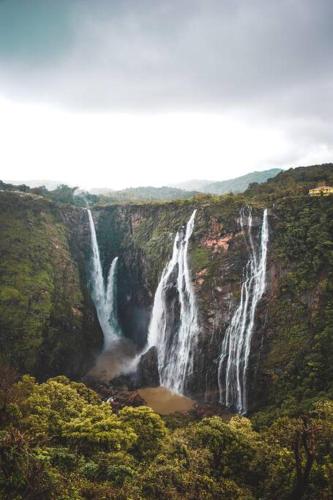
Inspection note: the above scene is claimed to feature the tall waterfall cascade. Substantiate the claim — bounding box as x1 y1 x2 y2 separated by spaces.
218 208 269 414
87 209 121 350
147 210 199 394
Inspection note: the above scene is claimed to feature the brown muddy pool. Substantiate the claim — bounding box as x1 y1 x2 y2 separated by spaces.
138 386 194 415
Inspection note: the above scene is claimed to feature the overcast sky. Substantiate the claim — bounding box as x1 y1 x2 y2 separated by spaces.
0 0 332 189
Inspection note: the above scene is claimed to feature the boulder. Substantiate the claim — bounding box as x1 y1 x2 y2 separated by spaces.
136 346 160 387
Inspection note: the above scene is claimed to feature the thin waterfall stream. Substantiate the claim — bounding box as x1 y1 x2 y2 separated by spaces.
146 210 199 394
87 209 121 350
218 208 269 414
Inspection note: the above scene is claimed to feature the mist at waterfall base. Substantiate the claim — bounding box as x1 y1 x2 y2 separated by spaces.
87 209 121 349
218 208 269 414
147 210 199 395
87 207 200 391
87 209 137 380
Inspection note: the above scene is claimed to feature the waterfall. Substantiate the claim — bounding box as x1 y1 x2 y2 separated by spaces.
147 210 199 394
218 208 269 414
87 209 121 349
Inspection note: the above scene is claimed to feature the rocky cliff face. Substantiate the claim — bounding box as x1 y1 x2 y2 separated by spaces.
87 194 333 415
88 199 266 407
1 179 332 415
250 195 333 416
0 191 102 379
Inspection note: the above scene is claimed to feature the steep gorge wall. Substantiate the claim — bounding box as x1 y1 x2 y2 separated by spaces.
1 188 332 415
90 199 265 406
0 191 102 378
251 196 333 416
91 195 333 414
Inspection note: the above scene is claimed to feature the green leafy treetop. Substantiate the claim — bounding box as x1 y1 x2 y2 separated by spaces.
0 369 333 499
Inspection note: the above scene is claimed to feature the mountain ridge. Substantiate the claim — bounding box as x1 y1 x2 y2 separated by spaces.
172 168 282 193
5 167 282 200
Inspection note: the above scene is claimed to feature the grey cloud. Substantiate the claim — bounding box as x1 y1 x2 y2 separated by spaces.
0 0 331 112
0 0 332 161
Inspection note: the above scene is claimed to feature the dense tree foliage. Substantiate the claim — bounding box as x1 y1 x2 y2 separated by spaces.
0 371 332 499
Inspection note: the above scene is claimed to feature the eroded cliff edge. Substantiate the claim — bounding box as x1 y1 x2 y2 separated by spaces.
1 164 333 415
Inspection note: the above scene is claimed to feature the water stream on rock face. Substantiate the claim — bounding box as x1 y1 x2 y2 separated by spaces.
147 210 199 394
218 208 269 414
87 209 121 350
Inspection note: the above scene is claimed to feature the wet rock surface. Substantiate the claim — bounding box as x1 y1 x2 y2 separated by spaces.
136 346 160 387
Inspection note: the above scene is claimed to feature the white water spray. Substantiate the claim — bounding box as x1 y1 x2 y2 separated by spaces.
218 208 269 414
147 210 199 394
87 209 121 349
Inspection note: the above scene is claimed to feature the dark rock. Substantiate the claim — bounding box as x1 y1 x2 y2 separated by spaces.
107 390 146 413
136 347 160 388
109 373 138 391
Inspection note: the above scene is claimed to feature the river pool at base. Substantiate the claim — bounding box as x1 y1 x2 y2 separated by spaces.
138 387 194 415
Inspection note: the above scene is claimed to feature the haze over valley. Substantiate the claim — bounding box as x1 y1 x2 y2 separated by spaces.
1 1 333 498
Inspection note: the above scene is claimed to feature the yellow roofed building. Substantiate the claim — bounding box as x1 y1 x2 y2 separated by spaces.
309 185 333 197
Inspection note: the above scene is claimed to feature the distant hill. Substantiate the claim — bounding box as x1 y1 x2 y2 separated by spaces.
172 168 282 195
98 169 281 201
89 187 115 195
6 168 282 200
203 168 282 194
101 186 198 202
171 179 212 191
4 181 195 201
5 179 68 191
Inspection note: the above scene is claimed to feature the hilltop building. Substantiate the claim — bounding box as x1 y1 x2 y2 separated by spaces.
309 185 333 197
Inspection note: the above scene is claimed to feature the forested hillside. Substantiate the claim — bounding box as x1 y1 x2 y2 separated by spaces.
0 163 333 498
200 168 282 194
0 191 102 378
0 373 332 498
